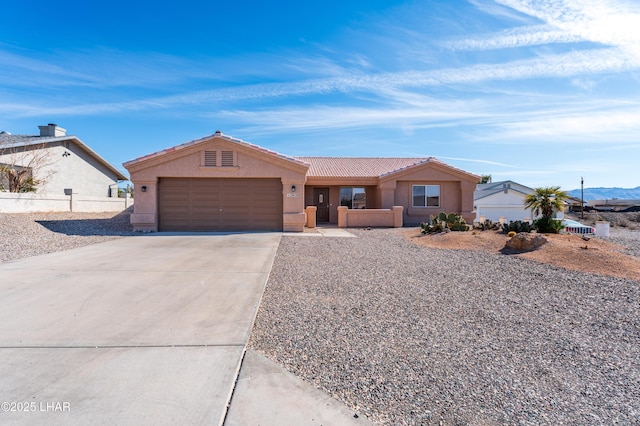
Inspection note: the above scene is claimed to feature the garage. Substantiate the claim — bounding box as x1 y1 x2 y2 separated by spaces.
476 206 531 222
158 178 283 232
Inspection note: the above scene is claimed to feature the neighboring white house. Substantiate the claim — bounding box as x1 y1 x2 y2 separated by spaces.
473 180 536 223
0 124 130 212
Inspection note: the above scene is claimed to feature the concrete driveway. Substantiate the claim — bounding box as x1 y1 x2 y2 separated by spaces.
0 233 280 425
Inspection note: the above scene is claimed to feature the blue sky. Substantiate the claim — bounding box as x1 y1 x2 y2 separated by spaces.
1 0 639 191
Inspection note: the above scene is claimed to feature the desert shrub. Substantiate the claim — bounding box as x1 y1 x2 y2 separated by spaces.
420 221 445 234
476 219 500 231
502 220 533 234
533 217 564 234
421 212 468 234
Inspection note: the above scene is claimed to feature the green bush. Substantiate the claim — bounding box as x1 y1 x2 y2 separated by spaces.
533 217 564 234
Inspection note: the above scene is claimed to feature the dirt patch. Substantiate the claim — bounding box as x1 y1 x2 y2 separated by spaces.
405 229 640 282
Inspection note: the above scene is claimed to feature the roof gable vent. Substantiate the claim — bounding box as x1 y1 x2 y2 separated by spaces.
204 150 217 167
221 150 235 167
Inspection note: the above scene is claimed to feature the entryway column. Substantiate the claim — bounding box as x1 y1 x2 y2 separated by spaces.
130 179 157 232
282 179 306 232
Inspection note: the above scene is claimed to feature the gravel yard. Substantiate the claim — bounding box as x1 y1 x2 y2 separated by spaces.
250 228 640 425
0 209 135 263
2 213 639 424
603 227 640 258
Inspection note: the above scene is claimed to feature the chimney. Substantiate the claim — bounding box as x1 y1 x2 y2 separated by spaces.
38 123 66 137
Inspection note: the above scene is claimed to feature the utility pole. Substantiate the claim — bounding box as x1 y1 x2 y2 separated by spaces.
581 177 584 219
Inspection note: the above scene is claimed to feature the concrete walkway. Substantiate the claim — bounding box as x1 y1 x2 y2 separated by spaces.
225 350 369 425
0 233 371 425
295 226 357 238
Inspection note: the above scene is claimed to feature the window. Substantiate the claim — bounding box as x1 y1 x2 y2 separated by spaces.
412 185 440 207
340 187 366 209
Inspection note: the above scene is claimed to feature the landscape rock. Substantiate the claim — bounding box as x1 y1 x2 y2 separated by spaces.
505 232 547 251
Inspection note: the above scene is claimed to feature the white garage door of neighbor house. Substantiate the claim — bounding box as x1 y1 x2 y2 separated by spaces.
479 207 530 222
158 178 283 232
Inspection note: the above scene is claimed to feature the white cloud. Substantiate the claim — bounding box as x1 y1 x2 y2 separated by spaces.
495 0 640 48
2 0 640 150
467 0 537 24
487 108 640 142
216 105 486 133
570 77 596 91
435 156 519 168
445 24 584 50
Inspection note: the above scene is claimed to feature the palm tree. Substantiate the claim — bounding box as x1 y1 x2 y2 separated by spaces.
524 186 568 219
524 186 568 233
479 174 492 184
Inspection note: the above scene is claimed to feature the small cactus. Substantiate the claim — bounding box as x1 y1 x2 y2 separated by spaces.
422 212 468 233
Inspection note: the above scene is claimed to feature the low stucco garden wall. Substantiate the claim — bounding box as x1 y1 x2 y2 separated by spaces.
0 192 133 213
337 206 403 228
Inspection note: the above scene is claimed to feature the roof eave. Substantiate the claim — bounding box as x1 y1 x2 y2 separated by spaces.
124 132 308 173
2 136 127 181
379 158 480 182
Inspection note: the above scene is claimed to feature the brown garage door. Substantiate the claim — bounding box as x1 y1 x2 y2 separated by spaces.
158 178 283 231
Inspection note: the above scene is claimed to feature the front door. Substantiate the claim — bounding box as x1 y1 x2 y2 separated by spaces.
314 188 330 222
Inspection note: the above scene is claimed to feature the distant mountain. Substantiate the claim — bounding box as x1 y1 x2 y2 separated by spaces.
567 186 640 201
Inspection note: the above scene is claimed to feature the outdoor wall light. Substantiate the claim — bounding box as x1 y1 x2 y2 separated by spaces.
291 185 296 192
141 186 147 192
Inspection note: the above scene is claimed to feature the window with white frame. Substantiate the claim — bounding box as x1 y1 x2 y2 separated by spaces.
340 187 366 209
412 184 440 207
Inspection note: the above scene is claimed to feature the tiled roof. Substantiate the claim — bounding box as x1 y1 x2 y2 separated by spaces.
295 157 434 178
0 133 127 180
123 131 308 168
122 131 479 180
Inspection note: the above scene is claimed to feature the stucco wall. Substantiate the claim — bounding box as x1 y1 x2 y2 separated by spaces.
303 166 477 226
383 164 477 225
0 192 132 213
337 206 403 228
395 180 464 225
0 142 122 197
126 138 308 231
